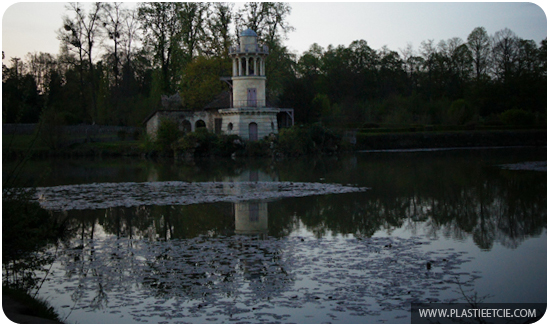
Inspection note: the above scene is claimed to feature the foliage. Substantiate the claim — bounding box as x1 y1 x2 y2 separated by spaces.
179 56 231 109
500 109 535 127
446 99 477 125
155 118 182 152
2 192 65 290
173 129 245 157
277 124 342 156
245 138 271 157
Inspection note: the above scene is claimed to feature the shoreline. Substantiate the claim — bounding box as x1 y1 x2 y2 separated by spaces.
3 129 546 159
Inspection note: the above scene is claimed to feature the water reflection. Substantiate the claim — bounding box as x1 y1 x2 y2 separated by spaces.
24 148 545 323
46 149 546 248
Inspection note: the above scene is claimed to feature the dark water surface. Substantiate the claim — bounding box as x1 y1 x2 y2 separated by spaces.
5 147 546 323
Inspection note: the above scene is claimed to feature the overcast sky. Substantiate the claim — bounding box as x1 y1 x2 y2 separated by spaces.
1 1 547 63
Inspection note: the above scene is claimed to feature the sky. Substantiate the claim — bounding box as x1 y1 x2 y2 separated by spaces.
1 1 548 63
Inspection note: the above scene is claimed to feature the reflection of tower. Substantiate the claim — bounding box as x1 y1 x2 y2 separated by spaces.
235 201 268 235
224 168 277 236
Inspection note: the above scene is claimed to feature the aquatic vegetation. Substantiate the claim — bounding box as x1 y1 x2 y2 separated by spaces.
30 181 369 211
498 161 546 172
43 234 478 323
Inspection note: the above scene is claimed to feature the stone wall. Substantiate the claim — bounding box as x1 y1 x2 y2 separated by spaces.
3 123 141 136
145 110 214 139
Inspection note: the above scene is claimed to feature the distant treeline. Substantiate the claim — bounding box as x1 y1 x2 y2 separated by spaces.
2 2 546 129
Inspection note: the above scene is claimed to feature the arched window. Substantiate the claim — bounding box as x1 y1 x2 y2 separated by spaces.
228 123 233 131
195 120 206 129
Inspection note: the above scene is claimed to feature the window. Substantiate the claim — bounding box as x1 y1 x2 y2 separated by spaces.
195 120 206 129
215 118 222 134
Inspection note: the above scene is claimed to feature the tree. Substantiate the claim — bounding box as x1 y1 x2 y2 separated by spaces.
491 28 519 83
58 2 104 123
25 52 58 94
101 2 125 89
138 2 183 94
204 2 233 57
235 2 294 47
179 56 231 109
120 6 140 65
177 2 209 65
467 27 491 81
2 58 43 123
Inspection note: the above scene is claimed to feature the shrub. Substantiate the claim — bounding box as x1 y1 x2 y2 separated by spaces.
217 134 245 157
277 124 342 156
156 118 182 152
446 99 476 125
500 109 535 127
172 129 245 157
245 138 270 157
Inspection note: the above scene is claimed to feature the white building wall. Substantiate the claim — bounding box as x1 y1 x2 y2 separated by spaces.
232 76 266 107
219 109 279 140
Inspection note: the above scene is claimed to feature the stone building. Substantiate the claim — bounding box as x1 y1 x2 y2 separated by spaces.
144 29 293 140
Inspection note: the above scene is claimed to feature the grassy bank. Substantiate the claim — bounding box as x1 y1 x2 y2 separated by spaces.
3 126 546 159
3 286 63 323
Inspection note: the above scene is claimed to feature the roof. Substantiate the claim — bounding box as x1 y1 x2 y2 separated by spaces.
204 91 231 109
240 28 257 37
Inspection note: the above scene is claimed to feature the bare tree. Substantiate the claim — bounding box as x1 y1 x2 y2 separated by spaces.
235 2 294 46
58 2 104 123
467 27 491 81
101 2 125 88
492 28 519 83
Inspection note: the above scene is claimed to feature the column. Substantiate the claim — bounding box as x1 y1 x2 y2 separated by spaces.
238 57 243 76
245 56 249 76
260 58 265 76
233 58 237 76
253 57 258 75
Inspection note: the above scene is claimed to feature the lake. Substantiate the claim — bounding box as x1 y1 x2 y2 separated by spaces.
5 147 547 323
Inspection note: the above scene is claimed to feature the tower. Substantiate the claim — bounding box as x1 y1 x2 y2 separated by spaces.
219 29 279 141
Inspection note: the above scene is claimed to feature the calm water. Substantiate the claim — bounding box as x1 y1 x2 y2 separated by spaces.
5 147 547 323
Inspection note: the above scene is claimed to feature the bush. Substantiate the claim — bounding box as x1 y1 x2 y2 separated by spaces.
245 138 270 157
446 99 476 125
156 118 182 152
277 124 342 156
217 134 245 157
172 129 245 157
500 109 535 127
